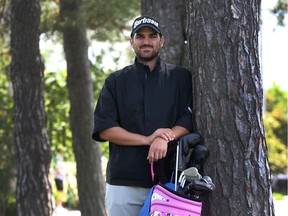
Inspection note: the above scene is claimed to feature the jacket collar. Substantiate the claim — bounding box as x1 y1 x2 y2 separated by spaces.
134 56 162 73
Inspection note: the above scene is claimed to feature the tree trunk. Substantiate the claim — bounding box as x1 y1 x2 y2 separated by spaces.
10 0 53 215
186 0 274 215
59 0 107 215
141 0 189 67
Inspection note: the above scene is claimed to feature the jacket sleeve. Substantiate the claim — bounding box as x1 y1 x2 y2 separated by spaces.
92 75 119 142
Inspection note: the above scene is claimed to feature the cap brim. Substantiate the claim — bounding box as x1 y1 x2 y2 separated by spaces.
131 24 161 36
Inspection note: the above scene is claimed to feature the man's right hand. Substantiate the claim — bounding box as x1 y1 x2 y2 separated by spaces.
148 128 175 144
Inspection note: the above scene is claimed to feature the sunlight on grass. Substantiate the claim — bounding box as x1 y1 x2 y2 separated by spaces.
273 192 285 200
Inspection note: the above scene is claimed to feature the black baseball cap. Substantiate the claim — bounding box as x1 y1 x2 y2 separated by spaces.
131 15 162 37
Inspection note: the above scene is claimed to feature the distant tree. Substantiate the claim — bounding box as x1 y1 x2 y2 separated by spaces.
57 0 140 214
10 0 53 214
264 84 288 174
59 0 106 215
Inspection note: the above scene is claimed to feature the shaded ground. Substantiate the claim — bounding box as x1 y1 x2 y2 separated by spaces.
58 196 287 215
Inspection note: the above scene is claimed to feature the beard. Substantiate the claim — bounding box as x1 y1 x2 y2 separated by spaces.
134 45 160 62
137 54 158 62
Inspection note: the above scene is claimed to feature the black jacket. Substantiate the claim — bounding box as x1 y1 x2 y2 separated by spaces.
92 57 193 188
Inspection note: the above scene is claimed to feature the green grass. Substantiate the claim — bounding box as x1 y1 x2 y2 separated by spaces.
273 192 285 200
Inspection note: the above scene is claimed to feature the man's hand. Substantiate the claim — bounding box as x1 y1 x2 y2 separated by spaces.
147 137 169 164
148 128 175 144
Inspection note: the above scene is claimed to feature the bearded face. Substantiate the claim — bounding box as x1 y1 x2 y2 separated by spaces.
130 27 164 63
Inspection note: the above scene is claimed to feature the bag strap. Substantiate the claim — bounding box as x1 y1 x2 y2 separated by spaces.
150 163 155 182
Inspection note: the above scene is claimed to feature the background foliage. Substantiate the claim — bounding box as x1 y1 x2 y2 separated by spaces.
264 83 288 174
0 0 287 214
271 0 288 26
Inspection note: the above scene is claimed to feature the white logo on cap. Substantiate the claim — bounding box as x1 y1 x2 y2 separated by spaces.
133 17 159 30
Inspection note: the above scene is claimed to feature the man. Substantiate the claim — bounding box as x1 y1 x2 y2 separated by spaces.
92 15 193 216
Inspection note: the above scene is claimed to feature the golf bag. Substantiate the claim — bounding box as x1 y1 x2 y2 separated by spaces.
149 184 202 216
139 133 215 216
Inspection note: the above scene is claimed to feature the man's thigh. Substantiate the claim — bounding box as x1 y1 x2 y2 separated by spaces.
106 184 150 216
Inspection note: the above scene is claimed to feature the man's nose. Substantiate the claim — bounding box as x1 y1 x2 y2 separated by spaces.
143 37 151 45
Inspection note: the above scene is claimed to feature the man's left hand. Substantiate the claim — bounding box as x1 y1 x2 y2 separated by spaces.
147 137 168 163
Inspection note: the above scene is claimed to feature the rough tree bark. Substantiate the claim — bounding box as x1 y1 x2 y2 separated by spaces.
186 0 274 215
10 0 53 215
59 0 107 215
141 0 189 67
